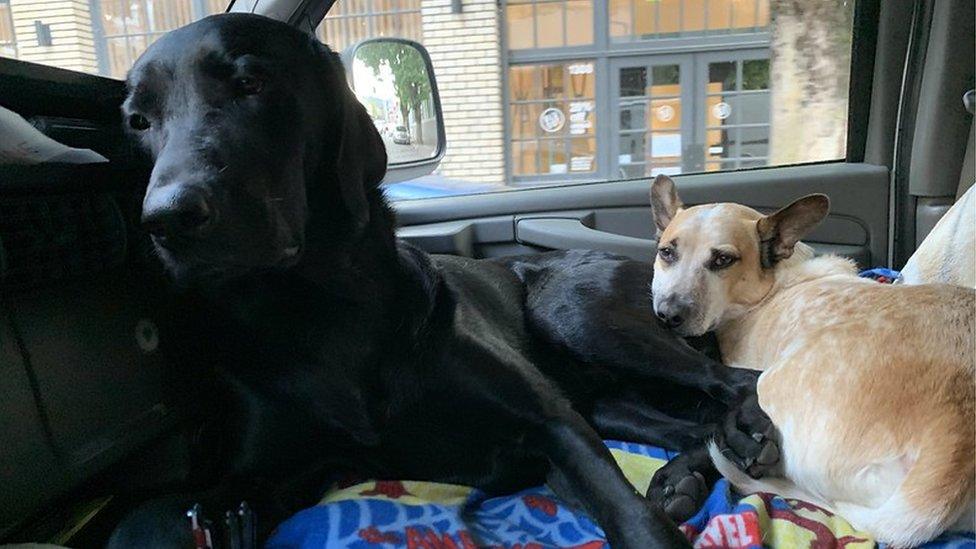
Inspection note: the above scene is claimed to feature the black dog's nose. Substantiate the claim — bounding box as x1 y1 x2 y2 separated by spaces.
142 186 213 240
656 309 684 328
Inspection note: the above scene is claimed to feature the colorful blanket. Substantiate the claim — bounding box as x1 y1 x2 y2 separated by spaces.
266 441 975 548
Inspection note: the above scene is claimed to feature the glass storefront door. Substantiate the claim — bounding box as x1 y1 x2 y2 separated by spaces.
610 50 769 179
698 52 771 172
611 55 695 179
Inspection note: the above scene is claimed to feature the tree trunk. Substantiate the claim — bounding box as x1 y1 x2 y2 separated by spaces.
412 103 424 144
400 104 410 132
769 0 854 165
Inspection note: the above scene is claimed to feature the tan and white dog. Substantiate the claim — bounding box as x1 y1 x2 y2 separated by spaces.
901 184 976 289
649 175 975 546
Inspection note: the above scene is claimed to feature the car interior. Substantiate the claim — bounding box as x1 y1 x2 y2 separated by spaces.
0 0 973 546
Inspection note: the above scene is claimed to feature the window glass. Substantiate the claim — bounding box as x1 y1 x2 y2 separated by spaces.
0 0 225 78
509 60 596 176
704 58 770 171
506 0 594 50
316 0 852 199
318 0 422 52
0 1 16 57
0 1 855 201
610 0 769 41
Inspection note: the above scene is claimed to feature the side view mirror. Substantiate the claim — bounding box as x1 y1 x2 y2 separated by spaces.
344 38 445 184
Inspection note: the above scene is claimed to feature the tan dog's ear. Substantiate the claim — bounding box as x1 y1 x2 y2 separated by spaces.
756 194 830 267
650 175 683 236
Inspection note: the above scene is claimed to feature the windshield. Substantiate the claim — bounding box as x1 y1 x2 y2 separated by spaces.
0 0 854 200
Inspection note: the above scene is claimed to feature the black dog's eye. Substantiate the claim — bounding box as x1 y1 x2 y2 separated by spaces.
709 253 738 270
128 113 150 131
658 246 677 264
236 76 264 96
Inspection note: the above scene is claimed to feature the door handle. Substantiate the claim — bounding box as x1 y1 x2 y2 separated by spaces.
516 218 656 261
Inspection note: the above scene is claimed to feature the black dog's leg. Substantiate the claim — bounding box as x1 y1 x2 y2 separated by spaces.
448 345 690 549
648 390 781 522
646 446 718 522
712 393 781 479
535 408 690 548
559 315 759 406
517 256 759 406
587 395 715 451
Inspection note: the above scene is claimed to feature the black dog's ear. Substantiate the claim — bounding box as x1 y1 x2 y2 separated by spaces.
336 81 388 233
315 44 388 233
756 194 830 268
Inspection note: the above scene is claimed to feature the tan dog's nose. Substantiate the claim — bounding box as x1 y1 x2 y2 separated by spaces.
655 296 691 328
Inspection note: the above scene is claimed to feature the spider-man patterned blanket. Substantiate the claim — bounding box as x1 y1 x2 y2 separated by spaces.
266 441 975 548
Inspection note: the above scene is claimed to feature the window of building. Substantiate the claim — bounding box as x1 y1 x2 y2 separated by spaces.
96 0 226 78
510 61 597 176
609 0 769 41
506 0 594 50
617 63 684 178
0 0 224 78
0 0 15 58
318 0 422 53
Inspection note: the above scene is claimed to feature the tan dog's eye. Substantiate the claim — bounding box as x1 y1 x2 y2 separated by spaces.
128 113 150 131
658 246 677 264
709 253 738 270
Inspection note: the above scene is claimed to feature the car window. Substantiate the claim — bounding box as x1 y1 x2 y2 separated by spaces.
0 1 856 200
0 0 226 78
318 0 856 199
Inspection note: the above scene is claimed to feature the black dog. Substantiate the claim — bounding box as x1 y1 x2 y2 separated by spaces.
114 13 764 548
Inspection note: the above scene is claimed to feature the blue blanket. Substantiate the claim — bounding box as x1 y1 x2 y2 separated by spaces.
266 441 975 548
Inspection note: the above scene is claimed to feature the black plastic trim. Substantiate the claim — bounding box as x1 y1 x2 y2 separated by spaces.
846 0 881 163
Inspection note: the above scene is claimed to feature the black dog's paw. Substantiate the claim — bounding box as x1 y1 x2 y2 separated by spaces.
714 394 780 479
647 456 709 523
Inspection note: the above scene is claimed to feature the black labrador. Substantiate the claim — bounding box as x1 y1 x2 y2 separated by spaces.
113 13 768 548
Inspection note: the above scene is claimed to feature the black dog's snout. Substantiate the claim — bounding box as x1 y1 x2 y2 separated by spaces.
142 186 214 241
656 296 692 328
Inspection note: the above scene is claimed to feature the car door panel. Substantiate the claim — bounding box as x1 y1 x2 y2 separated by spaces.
0 60 186 537
0 314 67 539
396 162 888 267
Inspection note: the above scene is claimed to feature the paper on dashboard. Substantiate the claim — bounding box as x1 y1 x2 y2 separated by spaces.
0 104 109 165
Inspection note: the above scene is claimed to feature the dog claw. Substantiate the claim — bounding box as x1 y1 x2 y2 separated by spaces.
751 432 764 443
756 441 779 466
648 452 713 523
